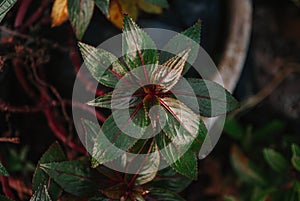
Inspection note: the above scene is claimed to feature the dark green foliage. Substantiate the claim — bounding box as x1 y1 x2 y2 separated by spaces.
81 16 238 180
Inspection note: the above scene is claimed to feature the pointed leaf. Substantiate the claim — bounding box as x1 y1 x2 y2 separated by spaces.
143 0 168 8
160 97 206 149
0 162 9 176
40 159 106 197
123 15 158 72
91 106 149 167
32 142 66 201
173 78 239 117
68 0 94 39
146 167 192 192
263 148 288 173
157 134 197 180
160 21 201 74
151 49 190 92
51 0 69 27
144 188 185 201
292 144 300 172
30 185 52 201
88 92 113 108
157 97 206 179
134 142 160 185
88 90 141 109
94 0 110 17
0 195 14 201
0 0 17 23
79 42 126 88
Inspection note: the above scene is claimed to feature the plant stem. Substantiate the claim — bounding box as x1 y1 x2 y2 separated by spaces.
14 0 33 28
0 137 20 144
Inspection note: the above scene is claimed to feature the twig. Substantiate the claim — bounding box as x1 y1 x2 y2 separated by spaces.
0 98 106 123
0 26 68 52
231 64 300 116
13 58 39 99
0 99 47 113
0 137 20 144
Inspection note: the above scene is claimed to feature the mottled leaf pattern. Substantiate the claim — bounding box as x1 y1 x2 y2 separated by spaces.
0 0 17 23
68 0 94 39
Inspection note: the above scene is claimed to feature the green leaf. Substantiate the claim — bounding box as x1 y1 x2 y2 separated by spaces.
79 42 127 88
133 141 160 185
151 49 190 92
30 185 52 201
79 42 127 87
157 97 206 179
0 195 14 201
123 15 159 72
88 92 113 108
143 0 168 8
68 0 94 39
292 144 300 172
90 106 149 167
144 188 185 201
0 0 17 23
94 0 110 17
0 162 9 176
173 78 239 117
263 148 288 173
146 167 192 192
40 159 105 197
230 145 266 186
160 21 201 74
32 142 66 201
88 90 141 109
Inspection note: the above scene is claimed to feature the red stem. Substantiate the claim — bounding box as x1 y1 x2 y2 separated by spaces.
14 0 33 28
12 59 38 99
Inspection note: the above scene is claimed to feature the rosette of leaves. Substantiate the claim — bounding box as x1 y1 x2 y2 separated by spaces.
80 15 239 181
